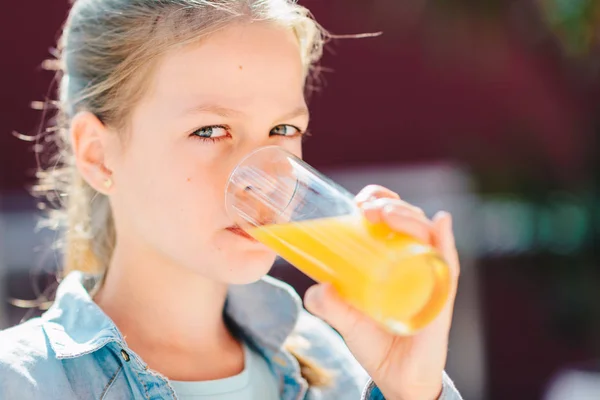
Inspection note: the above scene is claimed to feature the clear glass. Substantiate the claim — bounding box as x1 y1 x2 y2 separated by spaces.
225 146 451 335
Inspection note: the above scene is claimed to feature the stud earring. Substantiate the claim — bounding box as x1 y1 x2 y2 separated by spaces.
103 177 113 189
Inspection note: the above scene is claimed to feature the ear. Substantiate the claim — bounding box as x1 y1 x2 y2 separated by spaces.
70 112 115 194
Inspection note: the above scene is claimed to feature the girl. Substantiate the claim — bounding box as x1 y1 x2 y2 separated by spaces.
0 1 462 399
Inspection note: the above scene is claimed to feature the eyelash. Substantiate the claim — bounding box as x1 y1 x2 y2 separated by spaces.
188 125 231 143
189 124 306 143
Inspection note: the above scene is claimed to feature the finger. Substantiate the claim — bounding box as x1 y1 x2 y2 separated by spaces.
419 212 460 334
382 206 433 244
361 203 383 224
432 212 460 318
304 283 395 376
360 199 432 242
360 197 427 223
360 198 401 224
432 211 459 279
355 185 399 206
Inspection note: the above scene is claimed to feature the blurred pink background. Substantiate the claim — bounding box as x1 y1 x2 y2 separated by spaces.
2 1 600 399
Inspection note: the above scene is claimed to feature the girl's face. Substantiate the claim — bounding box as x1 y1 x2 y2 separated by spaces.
105 22 308 283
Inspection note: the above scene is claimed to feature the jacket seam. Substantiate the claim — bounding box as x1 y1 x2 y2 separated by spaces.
100 365 123 400
130 366 151 400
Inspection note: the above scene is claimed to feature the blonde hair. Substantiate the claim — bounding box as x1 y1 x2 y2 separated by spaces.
35 0 330 387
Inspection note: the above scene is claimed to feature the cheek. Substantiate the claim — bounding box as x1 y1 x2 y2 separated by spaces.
277 138 303 159
115 140 226 237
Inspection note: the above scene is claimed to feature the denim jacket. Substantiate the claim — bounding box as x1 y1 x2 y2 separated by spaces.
0 271 462 400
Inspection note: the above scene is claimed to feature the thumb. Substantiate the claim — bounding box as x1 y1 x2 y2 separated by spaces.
304 283 393 375
304 283 364 341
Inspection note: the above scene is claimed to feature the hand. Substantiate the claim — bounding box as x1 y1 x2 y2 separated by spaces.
304 185 460 400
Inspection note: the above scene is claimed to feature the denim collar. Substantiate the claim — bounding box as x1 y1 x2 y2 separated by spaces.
41 271 302 359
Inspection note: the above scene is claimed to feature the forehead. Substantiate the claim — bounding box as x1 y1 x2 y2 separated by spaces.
148 22 306 111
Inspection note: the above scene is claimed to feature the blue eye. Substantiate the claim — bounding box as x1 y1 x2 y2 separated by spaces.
270 124 302 137
191 125 229 139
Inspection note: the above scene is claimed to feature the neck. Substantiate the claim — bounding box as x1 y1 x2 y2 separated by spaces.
94 239 243 380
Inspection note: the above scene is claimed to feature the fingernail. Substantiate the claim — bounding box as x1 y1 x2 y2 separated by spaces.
383 204 410 217
444 213 453 232
355 193 376 205
304 284 324 309
360 202 378 212
361 198 387 209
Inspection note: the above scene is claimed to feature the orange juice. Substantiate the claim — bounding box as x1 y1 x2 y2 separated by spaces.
249 214 451 334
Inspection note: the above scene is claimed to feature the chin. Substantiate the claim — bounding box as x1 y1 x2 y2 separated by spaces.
221 248 278 285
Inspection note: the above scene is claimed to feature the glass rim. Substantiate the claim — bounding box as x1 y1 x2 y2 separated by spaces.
224 145 302 224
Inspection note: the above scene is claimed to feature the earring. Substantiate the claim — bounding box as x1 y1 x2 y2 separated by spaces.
104 177 113 189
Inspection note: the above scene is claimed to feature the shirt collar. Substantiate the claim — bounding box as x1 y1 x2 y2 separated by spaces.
42 271 302 359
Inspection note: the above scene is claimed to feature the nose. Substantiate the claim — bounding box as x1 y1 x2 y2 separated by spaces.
225 146 299 229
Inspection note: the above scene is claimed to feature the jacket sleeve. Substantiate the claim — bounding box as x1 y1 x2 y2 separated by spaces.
361 371 463 400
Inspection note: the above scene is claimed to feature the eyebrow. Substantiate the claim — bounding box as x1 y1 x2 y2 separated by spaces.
182 103 309 121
